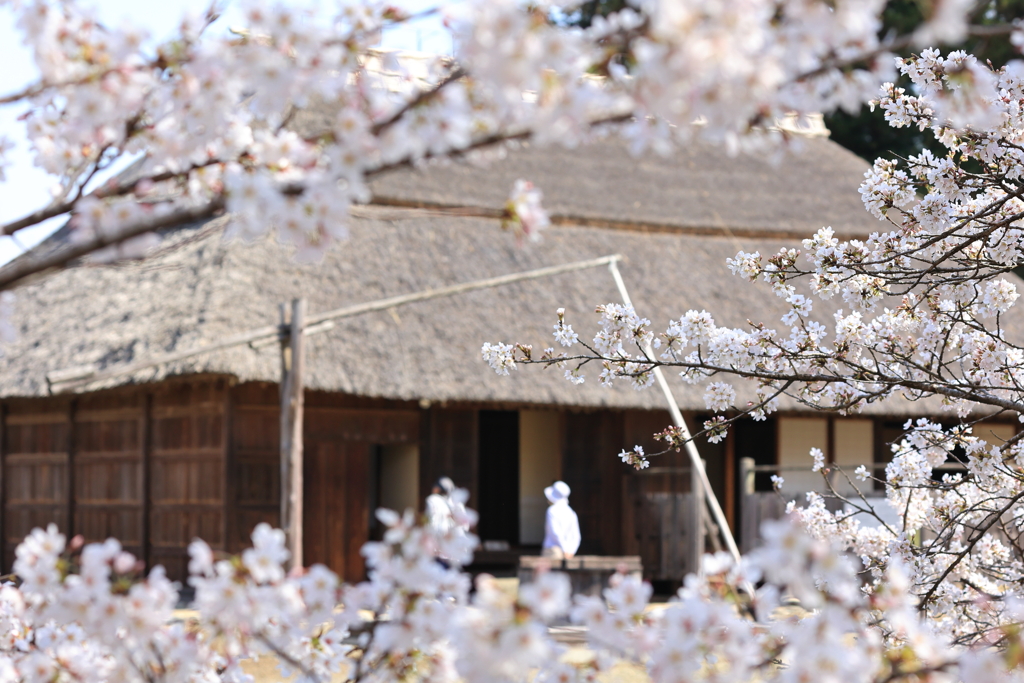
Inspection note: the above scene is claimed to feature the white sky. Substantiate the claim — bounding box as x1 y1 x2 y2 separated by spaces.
0 0 453 265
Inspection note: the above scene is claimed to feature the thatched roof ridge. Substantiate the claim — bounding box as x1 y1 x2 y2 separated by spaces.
369 136 881 239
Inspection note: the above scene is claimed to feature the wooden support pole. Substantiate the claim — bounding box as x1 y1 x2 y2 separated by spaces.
288 298 305 570
279 304 291 540
0 404 6 573
723 427 736 533
66 399 75 541
279 299 306 570
607 261 744 570
141 393 153 571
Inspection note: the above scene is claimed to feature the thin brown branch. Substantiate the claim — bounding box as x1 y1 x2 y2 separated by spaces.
919 488 1024 608
0 198 225 291
794 23 1015 83
0 159 224 237
371 66 467 136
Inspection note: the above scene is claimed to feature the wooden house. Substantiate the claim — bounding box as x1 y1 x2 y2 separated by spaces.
0 133 1012 587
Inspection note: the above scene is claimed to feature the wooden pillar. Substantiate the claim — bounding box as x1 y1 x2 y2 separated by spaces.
826 415 836 463
280 298 306 569
739 457 756 553
723 427 736 534
279 304 289 534
692 457 705 576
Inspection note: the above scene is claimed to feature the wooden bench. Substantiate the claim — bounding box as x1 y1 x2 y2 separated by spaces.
518 555 643 597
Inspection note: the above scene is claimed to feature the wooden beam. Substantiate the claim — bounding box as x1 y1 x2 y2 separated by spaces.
280 299 306 569
826 414 836 464
289 299 306 570
0 404 6 573
223 381 234 555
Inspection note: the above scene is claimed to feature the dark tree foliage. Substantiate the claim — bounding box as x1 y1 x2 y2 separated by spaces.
561 0 628 28
825 0 1024 163
562 0 1024 162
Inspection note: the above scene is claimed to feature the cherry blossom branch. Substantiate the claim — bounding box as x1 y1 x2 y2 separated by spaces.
0 159 226 237
371 65 468 135
919 488 1024 608
0 198 225 289
792 23 1015 84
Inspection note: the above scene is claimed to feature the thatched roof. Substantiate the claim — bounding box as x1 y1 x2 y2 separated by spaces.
0 135 981 415
370 136 879 239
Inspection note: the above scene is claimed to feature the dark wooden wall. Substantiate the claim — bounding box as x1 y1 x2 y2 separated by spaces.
226 384 419 582
73 392 146 564
419 408 479 508
149 381 228 579
0 382 710 584
4 398 71 568
230 383 281 553
1 379 230 579
562 410 626 556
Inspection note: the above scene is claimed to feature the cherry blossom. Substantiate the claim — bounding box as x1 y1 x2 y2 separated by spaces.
5 0 1024 677
489 43 1024 646
0 0 998 285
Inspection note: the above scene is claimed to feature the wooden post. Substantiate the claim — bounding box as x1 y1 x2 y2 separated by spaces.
740 457 756 494
279 304 290 540
280 299 306 570
723 427 736 533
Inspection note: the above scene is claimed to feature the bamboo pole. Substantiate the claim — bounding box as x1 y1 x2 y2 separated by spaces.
47 254 624 393
606 260 742 568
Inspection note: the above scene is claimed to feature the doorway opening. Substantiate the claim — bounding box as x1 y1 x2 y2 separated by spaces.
477 410 520 547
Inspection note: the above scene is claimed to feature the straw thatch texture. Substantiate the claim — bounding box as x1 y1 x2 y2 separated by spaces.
0 135 1006 416
369 136 880 238
0 205 980 415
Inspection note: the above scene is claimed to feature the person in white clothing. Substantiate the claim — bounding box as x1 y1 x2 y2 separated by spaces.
426 477 456 535
542 481 580 559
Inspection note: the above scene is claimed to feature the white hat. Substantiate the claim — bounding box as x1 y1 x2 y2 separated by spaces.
544 481 571 503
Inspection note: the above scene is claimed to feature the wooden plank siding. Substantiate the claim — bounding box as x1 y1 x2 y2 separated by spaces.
3 399 72 568
73 393 146 562
229 383 281 553
148 380 229 581
226 383 419 582
0 384 703 584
